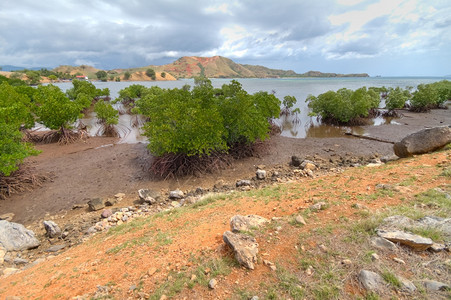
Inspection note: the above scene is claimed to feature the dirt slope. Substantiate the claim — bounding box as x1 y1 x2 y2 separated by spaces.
0 149 449 299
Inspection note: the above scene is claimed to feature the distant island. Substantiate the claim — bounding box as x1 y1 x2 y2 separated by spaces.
1 56 369 82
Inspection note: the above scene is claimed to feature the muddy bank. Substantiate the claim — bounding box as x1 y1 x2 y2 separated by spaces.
0 108 449 224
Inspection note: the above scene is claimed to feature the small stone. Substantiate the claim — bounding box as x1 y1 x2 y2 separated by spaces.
138 189 161 204
230 215 269 233
309 202 327 211
171 201 180 208
0 213 14 221
397 276 416 293
393 257 405 264
43 220 62 238
88 198 105 211
263 260 277 271
3 267 19 276
370 237 398 252
13 257 28 265
371 253 380 261
250 296 259 300
305 265 314 276
358 270 384 292
421 279 450 291
430 243 446 252
190 274 197 281
318 244 328 252
148 267 157 276
295 215 306 225
101 209 113 218
169 190 184 199
291 156 302 167
208 278 217 289
159 295 167 300
256 169 266 180
45 244 66 252
114 193 125 199
341 259 352 265
301 160 316 171
236 180 251 187
105 198 117 206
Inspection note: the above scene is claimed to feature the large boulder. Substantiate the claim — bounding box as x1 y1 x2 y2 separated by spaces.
393 126 451 158
0 220 40 251
223 231 258 269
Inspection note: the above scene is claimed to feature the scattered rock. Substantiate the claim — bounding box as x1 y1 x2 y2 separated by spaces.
380 154 398 163
295 215 306 225
420 279 450 291
0 213 14 222
301 160 316 171
256 169 266 180
45 244 66 252
230 215 269 233
208 278 217 289
88 198 105 211
43 220 62 238
430 243 446 252
138 189 160 204
358 270 385 292
370 237 398 252
393 257 405 264
394 126 451 158
291 156 302 167
0 245 6 264
371 253 380 261
147 267 157 276
13 257 28 265
0 220 40 251
101 209 113 218
169 189 184 199
397 276 416 293
223 231 258 270
236 180 251 187
341 259 352 266
3 267 19 276
263 260 277 271
115 193 125 199
309 202 327 211
105 198 117 206
377 230 433 251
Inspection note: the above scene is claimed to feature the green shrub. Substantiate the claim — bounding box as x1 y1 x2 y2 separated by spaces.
385 87 410 111
94 100 119 125
410 80 451 111
66 79 109 111
127 77 281 176
34 85 81 131
0 82 35 129
0 123 38 176
306 87 379 124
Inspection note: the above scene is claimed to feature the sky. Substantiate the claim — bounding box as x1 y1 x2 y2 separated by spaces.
1 0 450 76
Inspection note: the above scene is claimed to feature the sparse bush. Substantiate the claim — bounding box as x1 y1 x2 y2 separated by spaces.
134 77 281 177
306 87 380 124
94 100 119 137
410 80 451 111
66 80 110 111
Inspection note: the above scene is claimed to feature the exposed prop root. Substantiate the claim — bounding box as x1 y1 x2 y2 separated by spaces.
382 110 403 118
150 152 231 179
0 167 50 200
96 124 119 137
30 128 87 145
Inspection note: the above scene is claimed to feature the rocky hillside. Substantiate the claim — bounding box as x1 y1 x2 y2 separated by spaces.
50 56 369 80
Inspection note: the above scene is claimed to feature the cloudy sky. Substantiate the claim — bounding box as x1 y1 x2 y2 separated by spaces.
1 0 450 76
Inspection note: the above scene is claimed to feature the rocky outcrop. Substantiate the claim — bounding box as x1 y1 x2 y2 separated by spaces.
223 231 258 269
230 215 269 233
393 126 451 158
377 230 433 251
0 220 40 251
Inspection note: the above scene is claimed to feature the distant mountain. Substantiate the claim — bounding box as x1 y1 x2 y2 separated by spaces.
150 56 369 78
0 65 47 72
50 56 369 80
